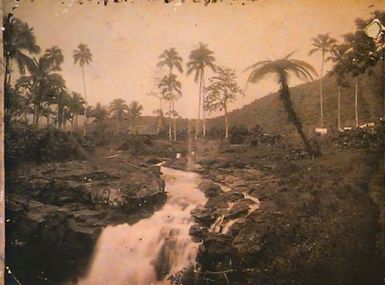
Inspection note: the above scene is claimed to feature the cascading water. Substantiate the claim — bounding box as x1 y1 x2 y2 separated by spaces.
76 166 206 285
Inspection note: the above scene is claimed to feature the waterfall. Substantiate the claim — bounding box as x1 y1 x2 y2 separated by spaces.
76 167 206 285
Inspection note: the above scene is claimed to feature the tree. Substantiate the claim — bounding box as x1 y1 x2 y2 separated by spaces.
109 98 129 134
15 48 66 126
245 52 320 157
147 91 165 134
158 73 182 141
70 92 86 129
205 66 244 139
3 15 40 86
128 101 143 134
157 48 183 141
186 42 216 139
73 43 92 134
327 44 350 131
90 103 108 123
309 33 337 128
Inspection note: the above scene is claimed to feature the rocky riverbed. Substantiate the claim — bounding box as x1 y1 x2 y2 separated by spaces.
6 152 166 285
165 140 384 285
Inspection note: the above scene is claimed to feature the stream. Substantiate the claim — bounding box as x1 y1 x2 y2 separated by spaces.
76 166 207 285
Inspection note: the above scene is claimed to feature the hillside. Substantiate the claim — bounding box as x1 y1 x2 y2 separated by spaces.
207 65 382 140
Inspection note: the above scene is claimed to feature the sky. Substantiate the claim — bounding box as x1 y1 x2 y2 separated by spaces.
4 0 384 118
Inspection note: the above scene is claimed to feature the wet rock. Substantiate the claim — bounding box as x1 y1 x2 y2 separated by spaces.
191 207 217 226
189 224 209 242
198 180 222 198
225 204 249 219
224 191 244 202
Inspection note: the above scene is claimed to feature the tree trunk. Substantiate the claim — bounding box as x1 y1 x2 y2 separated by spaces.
337 86 341 131
355 79 359 128
168 101 172 142
172 101 177 141
202 69 206 139
320 51 325 128
279 76 320 157
195 71 202 140
224 105 229 139
82 66 88 136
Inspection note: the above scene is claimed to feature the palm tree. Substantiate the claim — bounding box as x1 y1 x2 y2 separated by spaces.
327 44 350 131
44 46 64 71
70 92 86 129
157 48 183 141
158 74 182 141
109 98 129 134
128 101 143 134
3 15 40 86
16 51 66 126
73 43 92 134
245 52 320 157
147 91 165 134
309 33 337 128
205 66 244 139
186 42 216 139
91 103 109 124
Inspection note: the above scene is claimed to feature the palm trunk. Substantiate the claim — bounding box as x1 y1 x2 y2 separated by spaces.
224 104 229 139
279 75 320 157
195 72 202 140
337 86 341 131
202 69 206 139
320 52 325 128
355 79 359 128
82 66 88 136
172 101 177 141
168 101 172 142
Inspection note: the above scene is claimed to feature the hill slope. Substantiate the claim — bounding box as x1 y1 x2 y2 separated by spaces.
207 65 382 140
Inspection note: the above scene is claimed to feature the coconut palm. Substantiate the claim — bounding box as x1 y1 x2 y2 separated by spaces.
16 52 66 126
205 66 244 139
186 42 216 139
128 101 143 134
3 15 40 86
109 98 129 134
327 44 350 131
91 103 109 123
158 74 182 141
73 43 92 134
157 48 183 141
245 52 320 157
309 33 337 128
44 46 64 71
70 92 86 129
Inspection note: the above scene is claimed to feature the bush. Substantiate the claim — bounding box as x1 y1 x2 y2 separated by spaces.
5 122 88 169
228 125 250 144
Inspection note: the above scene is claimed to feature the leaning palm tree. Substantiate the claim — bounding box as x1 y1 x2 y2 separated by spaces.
327 44 350 131
245 52 320 157
186 42 216 139
109 98 129 134
309 33 337 128
3 15 40 86
73 43 92 134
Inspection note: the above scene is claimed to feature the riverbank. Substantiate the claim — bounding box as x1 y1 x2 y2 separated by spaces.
5 148 166 285
165 139 385 285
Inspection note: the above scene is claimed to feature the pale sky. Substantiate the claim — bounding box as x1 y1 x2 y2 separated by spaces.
4 0 383 117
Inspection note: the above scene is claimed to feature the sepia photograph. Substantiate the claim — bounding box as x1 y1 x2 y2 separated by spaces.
2 0 385 284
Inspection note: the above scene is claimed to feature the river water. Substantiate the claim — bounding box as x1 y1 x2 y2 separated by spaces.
77 166 207 285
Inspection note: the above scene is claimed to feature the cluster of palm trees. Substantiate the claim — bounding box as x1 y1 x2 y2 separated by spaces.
151 43 217 141
309 12 383 131
3 15 94 132
107 98 143 134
